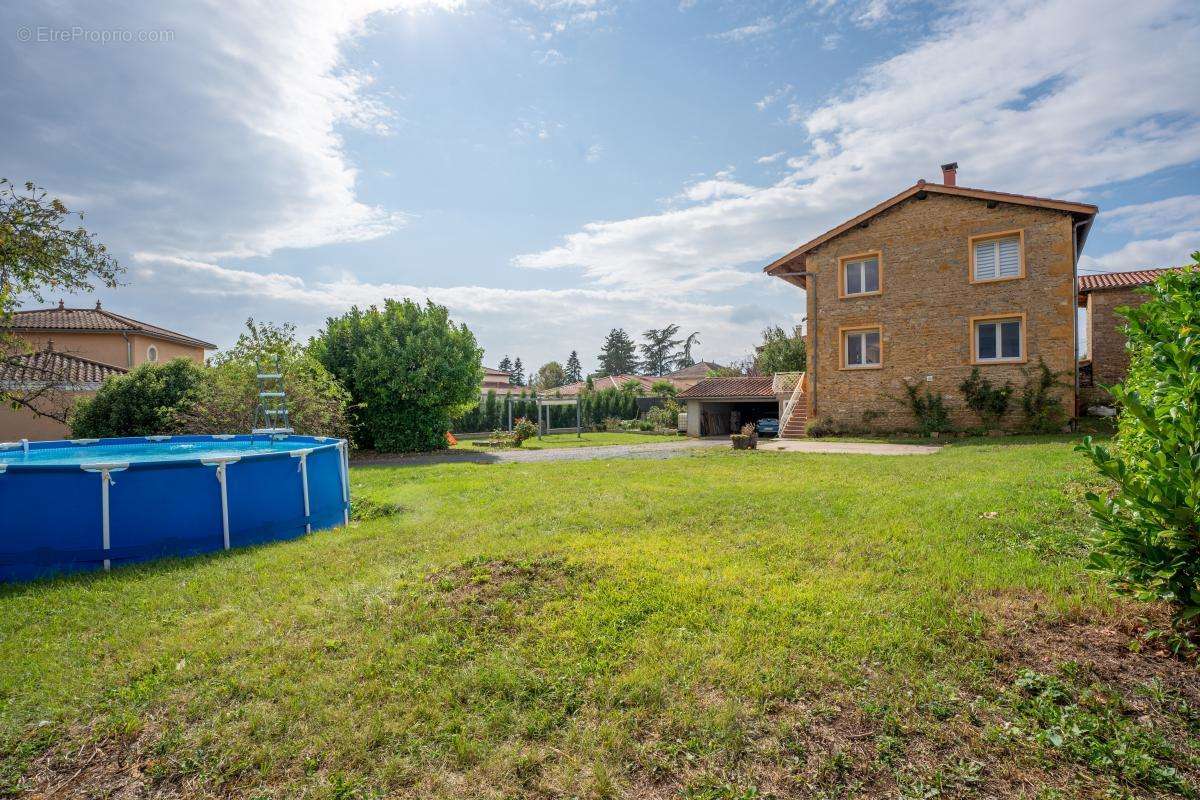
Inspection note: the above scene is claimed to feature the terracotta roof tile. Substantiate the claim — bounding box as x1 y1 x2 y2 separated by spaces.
0 349 127 387
6 306 216 349
677 376 775 399
1078 267 1181 292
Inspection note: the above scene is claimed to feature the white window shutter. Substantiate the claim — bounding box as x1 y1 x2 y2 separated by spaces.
974 240 997 280
997 237 1020 277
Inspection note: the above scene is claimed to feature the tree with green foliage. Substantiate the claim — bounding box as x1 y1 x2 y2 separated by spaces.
639 324 682 375
651 379 678 398
536 361 566 390
310 299 483 452
596 328 637 376
1 179 123 422
564 351 582 383
497 355 513 375
1078 259 1200 640
677 331 700 370
511 357 525 386
70 359 205 438
752 324 806 375
177 319 349 438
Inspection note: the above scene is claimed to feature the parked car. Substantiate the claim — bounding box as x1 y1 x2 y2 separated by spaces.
756 417 779 437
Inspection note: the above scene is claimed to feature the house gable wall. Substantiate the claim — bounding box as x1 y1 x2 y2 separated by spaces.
1083 286 1147 406
804 193 1077 432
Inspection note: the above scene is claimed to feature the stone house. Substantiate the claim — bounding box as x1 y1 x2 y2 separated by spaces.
0 301 215 441
1077 267 1180 406
761 163 1098 435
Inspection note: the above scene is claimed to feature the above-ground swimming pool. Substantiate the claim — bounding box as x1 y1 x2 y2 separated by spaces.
0 434 350 582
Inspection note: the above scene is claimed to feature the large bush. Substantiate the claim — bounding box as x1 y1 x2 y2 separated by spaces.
310 299 483 452
1079 259 1200 634
70 358 205 437
177 319 349 438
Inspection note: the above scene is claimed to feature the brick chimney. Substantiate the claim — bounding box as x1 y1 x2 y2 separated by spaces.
940 162 958 186
57 299 65 310
95 299 102 310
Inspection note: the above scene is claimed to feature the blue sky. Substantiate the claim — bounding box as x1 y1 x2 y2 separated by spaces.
3 0 1198 373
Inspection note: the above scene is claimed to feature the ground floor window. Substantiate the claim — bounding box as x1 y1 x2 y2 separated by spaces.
842 326 882 369
972 315 1024 363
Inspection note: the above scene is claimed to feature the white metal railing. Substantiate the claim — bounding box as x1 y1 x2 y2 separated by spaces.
771 371 802 394
780 372 806 426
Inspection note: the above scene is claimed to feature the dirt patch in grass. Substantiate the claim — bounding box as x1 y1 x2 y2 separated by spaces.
427 555 587 608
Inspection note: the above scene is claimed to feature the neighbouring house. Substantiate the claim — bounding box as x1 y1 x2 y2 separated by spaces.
662 361 725 391
756 162 1098 436
1077 267 1182 406
550 374 657 397
0 300 215 441
481 366 515 394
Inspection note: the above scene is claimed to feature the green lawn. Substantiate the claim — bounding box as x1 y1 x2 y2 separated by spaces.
2 439 1197 798
452 431 680 450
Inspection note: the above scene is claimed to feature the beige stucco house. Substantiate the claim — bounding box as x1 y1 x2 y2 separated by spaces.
0 301 215 440
744 163 1099 436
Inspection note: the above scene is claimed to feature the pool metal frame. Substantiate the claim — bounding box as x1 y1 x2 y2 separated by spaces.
0 434 350 582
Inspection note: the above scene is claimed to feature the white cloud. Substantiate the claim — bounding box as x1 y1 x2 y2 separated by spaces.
1099 194 1200 236
5 0 464 262
585 143 604 163
756 151 786 164
537 48 567 64
515 0 1200 292
821 33 842 50
711 17 778 43
754 84 793 111
134 254 775 369
1080 231 1199 272
678 176 757 203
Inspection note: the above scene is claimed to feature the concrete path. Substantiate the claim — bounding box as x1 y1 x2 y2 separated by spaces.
353 436 939 467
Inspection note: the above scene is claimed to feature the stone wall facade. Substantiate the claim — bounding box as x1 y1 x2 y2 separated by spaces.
802 193 1078 432
1081 286 1145 406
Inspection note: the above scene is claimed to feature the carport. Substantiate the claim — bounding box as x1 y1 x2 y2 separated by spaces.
677 376 784 437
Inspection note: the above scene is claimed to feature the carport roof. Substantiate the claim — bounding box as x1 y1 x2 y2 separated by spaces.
677 376 775 400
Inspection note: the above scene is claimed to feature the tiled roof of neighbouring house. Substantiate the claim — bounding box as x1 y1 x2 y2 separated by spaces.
551 374 660 396
0 349 128 387
1078 267 1181 292
6 304 217 349
677 376 775 399
665 361 725 380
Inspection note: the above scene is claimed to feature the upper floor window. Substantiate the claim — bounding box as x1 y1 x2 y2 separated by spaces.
971 315 1024 363
970 231 1024 283
842 325 882 369
839 252 882 298
147 345 158 363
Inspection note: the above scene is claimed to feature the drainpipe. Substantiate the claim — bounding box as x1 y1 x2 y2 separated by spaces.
1071 217 1093 426
122 332 131 367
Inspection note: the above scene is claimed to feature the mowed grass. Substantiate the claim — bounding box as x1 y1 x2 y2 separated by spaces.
2 439 1197 798
451 431 680 450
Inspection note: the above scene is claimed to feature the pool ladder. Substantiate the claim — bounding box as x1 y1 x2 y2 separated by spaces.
252 356 294 435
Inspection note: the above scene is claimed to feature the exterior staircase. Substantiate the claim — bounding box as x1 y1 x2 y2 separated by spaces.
772 371 809 439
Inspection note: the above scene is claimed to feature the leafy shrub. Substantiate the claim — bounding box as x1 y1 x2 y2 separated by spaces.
510 417 538 446
603 416 623 432
1020 358 1069 433
959 367 1012 428
898 380 950 435
177 320 349 438
805 416 837 438
310 299 483 452
1078 260 1200 635
70 358 205 438
645 401 679 430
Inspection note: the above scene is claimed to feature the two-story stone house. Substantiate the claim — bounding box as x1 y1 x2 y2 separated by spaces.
0 300 215 440
762 163 1097 434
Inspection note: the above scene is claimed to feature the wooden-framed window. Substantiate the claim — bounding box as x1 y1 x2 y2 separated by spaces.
969 230 1025 283
839 252 882 298
840 325 882 369
970 313 1026 364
